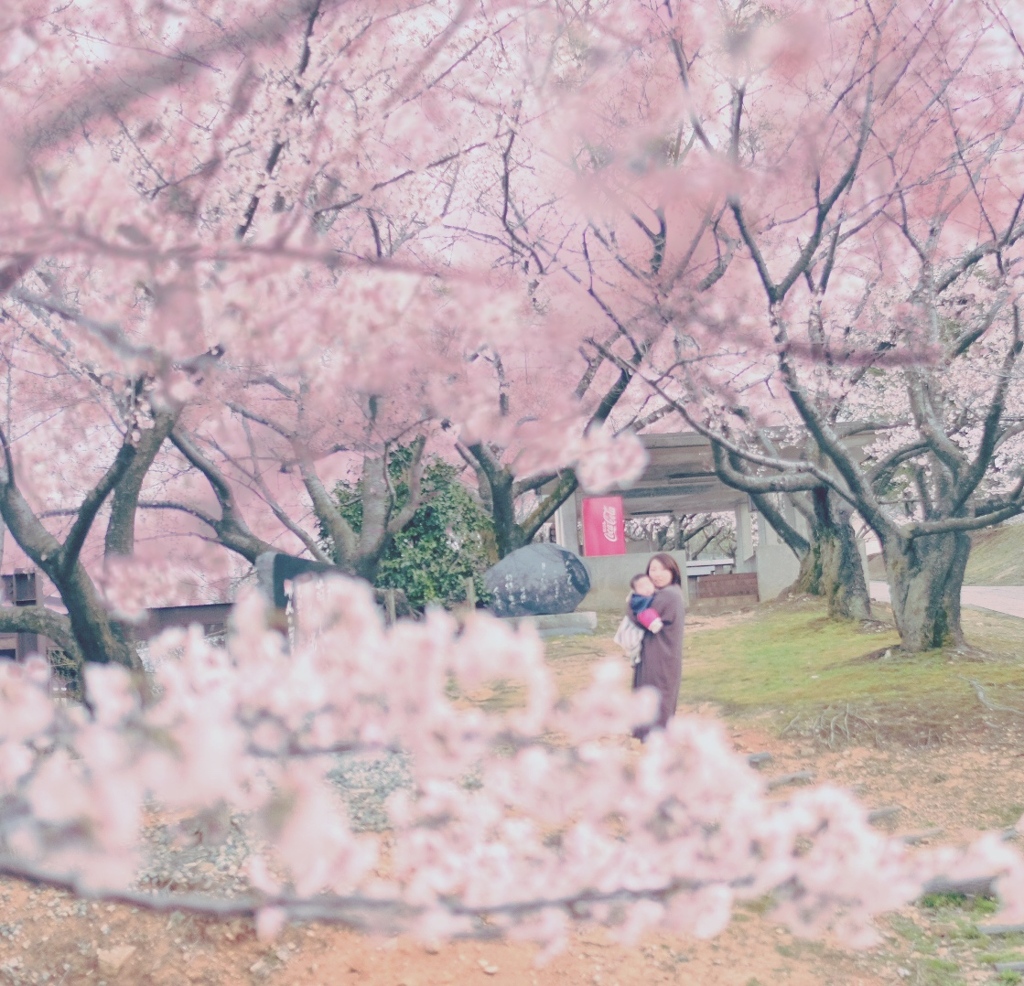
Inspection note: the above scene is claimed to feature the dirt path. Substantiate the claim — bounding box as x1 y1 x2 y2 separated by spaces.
4 720 1020 986
1 613 1021 986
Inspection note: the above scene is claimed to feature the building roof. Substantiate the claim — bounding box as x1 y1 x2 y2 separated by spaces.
621 433 748 516
619 429 877 516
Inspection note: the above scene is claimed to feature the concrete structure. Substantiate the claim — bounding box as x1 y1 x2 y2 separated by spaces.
553 491 580 554
551 431 874 612
141 603 233 640
753 542 802 602
581 551 765 614
580 550 692 612
0 571 42 661
735 499 755 573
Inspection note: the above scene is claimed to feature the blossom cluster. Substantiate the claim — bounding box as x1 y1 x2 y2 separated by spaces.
2 577 1022 950
514 421 649 495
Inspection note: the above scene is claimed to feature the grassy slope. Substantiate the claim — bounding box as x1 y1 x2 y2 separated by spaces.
867 520 1024 585
684 601 1024 722
541 601 1024 723
963 522 1024 585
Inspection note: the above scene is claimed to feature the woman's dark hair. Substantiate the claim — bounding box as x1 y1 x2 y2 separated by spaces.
647 553 682 586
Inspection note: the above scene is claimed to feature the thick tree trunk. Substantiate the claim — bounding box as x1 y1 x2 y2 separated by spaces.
103 409 180 670
490 472 529 558
357 454 392 572
105 410 179 558
462 443 573 559
794 489 872 621
353 552 381 585
340 446 428 584
0 462 142 675
49 563 143 671
882 531 969 652
796 527 872 621
0 567 139 679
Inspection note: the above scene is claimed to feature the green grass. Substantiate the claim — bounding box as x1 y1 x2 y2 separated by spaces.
979 951 1024 965
686 606 903 710
918 957 964 984
684 602 1022 715
919 894 998 916
668 599 1024 745
883 892 1024 986
534 598 1024 744
922 958 961 972
888 913 936 952
885 910 975 986
965 523 1024 585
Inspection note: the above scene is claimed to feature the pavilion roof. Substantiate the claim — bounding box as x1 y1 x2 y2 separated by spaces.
618 429 876 516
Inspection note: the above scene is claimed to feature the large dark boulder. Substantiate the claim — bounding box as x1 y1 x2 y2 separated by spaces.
483 544 591 618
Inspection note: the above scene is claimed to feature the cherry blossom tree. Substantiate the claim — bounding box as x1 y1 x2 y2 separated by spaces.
0 0 542 623
1 0 1024 952
625 511 735 558
152 289 450 584
567 0 1024 650
0 297 195 674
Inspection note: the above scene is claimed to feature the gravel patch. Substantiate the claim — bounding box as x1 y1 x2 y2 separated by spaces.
133 751 413 897
328 750 413 832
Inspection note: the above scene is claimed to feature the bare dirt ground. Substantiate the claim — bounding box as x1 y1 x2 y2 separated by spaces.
2 611 1022 986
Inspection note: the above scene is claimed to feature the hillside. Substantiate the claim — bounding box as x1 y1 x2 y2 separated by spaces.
963 520 1024 585
867 520 1024 586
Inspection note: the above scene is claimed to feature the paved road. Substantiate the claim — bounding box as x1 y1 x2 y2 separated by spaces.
868 581 1024 619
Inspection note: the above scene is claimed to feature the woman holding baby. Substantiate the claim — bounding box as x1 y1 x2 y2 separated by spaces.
627 553 686 739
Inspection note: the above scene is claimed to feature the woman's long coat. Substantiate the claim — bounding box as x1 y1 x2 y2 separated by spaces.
632 584 685 737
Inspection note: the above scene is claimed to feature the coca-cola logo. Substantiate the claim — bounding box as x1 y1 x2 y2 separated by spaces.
602 504 618 542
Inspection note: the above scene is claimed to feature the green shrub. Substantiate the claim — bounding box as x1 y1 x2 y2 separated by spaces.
327 450 496 611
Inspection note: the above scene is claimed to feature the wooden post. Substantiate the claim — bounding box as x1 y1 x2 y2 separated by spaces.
384 589 397 626
465 577 477 611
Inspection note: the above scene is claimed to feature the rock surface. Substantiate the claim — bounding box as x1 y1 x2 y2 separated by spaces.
483 544 590 617
97 945 136 974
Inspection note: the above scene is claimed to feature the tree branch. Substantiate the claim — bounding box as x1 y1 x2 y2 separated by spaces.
385 436 427 537
518 468 577 543
58 437 137 575
169 431 277 563
950 303 1023 512
0 605 83 666
105 407 179 557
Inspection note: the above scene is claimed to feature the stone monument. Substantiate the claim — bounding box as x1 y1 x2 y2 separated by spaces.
483 544 591 618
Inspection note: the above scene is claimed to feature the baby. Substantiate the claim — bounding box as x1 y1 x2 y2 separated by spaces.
629 574 664 634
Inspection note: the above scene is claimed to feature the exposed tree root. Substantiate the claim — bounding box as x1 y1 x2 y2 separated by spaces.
961 676 1024 717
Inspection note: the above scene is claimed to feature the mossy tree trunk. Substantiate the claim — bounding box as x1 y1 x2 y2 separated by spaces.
0 422 148 676
881 530 970 652
793 488 872 622
458 440 577 559
744 479 872 622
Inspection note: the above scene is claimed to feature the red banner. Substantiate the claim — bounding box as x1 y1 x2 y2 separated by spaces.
581 496 626 556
